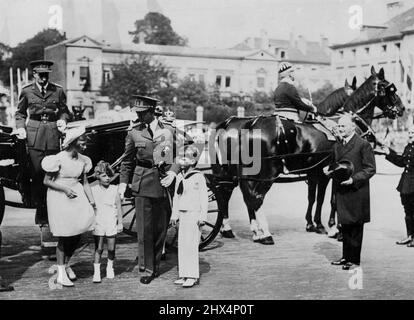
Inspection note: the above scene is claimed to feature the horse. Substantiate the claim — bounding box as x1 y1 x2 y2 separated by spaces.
212 66 404 244
211 77 360 239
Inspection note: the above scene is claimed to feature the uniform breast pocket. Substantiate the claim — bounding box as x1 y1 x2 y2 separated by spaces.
135 141 146 154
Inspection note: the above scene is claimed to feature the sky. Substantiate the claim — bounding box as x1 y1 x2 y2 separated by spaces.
1 0 414 49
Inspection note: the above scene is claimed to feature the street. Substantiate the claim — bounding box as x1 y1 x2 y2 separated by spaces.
1 156 413 300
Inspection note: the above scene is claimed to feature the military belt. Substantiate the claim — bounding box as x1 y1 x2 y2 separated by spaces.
30 114 58 122
135 159 155 169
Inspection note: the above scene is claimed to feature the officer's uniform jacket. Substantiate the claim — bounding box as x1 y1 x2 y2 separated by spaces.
171 170 208 221
15 82 70 151
386 143 414 194
273 80 315 114
119 120 180 198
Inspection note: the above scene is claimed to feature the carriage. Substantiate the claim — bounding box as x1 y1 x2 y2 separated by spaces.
0 118 226 250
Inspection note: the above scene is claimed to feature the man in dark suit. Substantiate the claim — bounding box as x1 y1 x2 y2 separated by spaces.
119 95 180 284
327 115 376 270
15 60 70 227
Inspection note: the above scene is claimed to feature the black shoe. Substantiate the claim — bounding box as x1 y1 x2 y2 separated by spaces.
258 236 275 245
337 232 343 242
331 258 347 266
221 230 235 238
140 273 158 284
342 262 359 270
306 224 317 232
315 224 328 235
396 236 412 245
139 267 146 272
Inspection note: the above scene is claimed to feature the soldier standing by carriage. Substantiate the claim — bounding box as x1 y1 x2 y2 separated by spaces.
119 95 179 284
14 60 71 249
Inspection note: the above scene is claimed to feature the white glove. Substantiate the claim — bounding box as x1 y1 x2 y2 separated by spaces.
161 171 176 187
56 120 67 133
14 128 26 140
118 183 127 200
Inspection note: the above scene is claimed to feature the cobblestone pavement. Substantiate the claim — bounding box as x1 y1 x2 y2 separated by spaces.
1 157 414 300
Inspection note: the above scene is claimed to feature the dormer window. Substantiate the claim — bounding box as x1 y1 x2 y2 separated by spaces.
280 50 286 59
382 44 387 52
352 49 356 57
339 50 344 59
365 47 370 55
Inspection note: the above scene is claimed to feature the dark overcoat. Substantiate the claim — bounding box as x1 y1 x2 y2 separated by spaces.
119 120 180 198
333 134 376 225
386 143 414 194
15 82 70 151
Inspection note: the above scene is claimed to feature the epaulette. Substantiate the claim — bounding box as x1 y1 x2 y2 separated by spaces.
22 83 32 89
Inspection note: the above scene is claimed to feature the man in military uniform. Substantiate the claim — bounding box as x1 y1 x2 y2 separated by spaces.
382 126 414 247
119 95 179 284
15 60 71 227
274 62 317 121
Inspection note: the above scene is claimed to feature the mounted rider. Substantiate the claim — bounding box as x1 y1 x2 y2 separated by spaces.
274 62 318 121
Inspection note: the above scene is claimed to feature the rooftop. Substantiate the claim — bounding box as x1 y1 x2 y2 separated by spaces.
331 6 414 49
232 37 331 65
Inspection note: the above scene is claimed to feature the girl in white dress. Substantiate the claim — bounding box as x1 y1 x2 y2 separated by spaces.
91 161 123 283
42 127 95 287
171 144 208 288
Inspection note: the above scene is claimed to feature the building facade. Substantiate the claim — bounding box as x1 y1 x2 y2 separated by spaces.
44 35 280 113
233 32 332 92
330 2 414 109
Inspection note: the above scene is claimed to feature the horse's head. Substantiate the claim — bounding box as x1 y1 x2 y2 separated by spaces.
371 66 405 119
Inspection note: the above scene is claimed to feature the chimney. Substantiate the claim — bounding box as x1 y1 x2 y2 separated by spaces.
260 29 269 50
320 35 330 55
386 1 405 20
297 35 307 55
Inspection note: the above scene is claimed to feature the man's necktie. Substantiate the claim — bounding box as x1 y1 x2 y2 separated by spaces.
147 124 153 138
41 86 46 97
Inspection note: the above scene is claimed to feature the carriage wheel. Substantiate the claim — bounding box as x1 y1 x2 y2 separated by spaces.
121 176 223 250
0 186 4 227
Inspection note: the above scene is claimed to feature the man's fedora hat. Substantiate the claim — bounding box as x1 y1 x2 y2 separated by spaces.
331 160 354 183
30 60 54 73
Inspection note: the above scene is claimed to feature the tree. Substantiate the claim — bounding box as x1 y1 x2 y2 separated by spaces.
129 12 187 46
0 28 66 84
100 55 170 107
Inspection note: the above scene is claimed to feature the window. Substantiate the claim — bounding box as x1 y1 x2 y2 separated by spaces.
189 73 196 82
225 76 231 88
79 66 90 91
216 75 222 87
382 44 387 52
198 74 205 83
280 50 285 59
257 77 265 88
365 47 370 55
396 42 401 50
352 49 356 57
103 69 111 85
339 50 344 59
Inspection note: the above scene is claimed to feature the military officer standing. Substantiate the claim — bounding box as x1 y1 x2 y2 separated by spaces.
382 126 414 247
15 60 70 227
119 95 179 284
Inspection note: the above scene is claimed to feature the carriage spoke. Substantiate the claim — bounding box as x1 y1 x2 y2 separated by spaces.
122 207 134 218
204 222 215 229
129 214 136 231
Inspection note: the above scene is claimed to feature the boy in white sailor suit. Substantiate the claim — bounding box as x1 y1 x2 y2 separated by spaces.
171 144 208 288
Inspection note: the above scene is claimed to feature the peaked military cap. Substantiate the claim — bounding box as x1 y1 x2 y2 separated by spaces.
30 60 54 73
131 95 159 112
